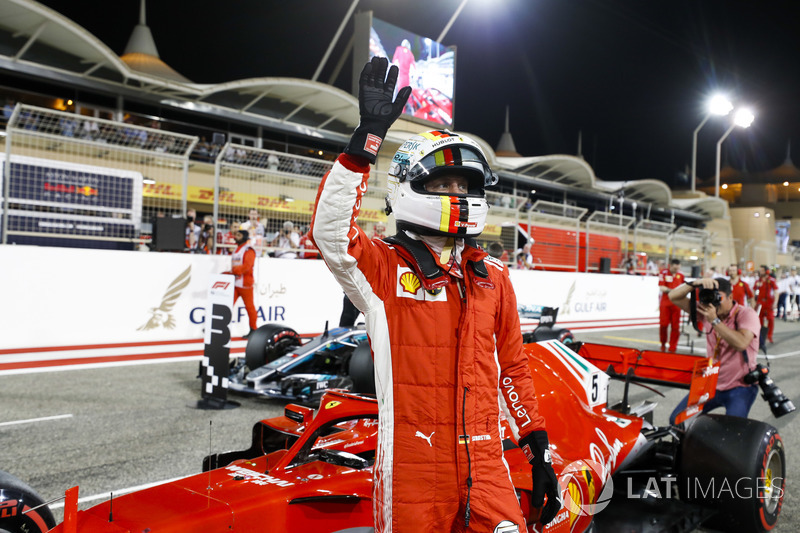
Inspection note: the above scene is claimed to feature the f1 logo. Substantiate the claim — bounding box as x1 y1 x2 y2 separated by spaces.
212 281 230 290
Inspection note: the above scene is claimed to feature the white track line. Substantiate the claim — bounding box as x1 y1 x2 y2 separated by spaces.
48 477 184 509
0 355 204 376
0 414 73 427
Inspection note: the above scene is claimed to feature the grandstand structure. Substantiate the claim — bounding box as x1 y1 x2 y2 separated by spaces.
0 0 790 272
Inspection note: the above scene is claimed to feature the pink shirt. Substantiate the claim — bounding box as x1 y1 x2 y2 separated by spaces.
706 302 760 390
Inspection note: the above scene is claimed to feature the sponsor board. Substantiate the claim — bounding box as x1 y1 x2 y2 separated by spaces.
1 246 662 350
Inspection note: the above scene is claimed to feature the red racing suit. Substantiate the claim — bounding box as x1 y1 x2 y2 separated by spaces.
311 153 545 532
730 278 754 307
755 275 778 342
229 243 257 331
658 268 685 351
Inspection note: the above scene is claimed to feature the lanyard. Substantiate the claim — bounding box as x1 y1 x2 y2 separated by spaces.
712 305 740 361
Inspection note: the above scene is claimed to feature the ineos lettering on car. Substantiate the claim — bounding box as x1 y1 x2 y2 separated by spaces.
225 465 294 488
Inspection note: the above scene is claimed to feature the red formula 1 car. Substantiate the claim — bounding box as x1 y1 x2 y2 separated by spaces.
0 340 785 533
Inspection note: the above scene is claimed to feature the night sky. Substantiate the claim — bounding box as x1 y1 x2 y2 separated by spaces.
37 0 800 187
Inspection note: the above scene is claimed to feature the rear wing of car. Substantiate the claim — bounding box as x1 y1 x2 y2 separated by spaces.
576 342 719 423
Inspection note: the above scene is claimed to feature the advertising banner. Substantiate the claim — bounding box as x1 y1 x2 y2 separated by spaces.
0 246 659 351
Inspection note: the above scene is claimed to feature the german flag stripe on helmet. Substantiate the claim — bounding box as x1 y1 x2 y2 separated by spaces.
438 196 469 234
419 130 455 141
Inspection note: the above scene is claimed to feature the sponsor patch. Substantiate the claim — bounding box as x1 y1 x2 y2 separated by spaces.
365 134 382 156
396 266 447 301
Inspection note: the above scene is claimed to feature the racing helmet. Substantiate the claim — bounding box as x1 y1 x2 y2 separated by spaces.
385 130 498 237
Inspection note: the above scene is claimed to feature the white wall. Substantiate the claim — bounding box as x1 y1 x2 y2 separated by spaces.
0 246 659 350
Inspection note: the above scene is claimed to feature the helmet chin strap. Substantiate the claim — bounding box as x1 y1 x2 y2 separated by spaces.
416 233 458 264
440 238 455 263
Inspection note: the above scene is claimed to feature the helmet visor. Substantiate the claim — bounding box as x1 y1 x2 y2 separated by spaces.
406 146 497 195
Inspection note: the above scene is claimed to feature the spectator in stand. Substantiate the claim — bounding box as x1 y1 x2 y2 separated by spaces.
194 136 211 161
727 264 755 308
185 208 201 251
658 259 685 352
515 242 534 269
195 215 215 254
754 265 778 344
267 153 280 171
298 228 319 259
646 258 659 276
619 254 633 274
240 209 266 254
487 241 509 263
273 220 301 258
371 221 387 240
223 227 258 338
776 269 792 321
216 221 237 255
2 98 14 123
742 268 757 290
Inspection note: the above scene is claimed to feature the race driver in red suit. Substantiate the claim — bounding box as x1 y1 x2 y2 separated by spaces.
658 259 685 352
311 57 560 533
224 227 258 337
754 265 778 343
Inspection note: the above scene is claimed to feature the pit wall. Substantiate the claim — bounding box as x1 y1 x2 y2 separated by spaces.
0 245 659 350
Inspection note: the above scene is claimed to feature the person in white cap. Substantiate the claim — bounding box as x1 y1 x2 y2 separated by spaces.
273 220 300 258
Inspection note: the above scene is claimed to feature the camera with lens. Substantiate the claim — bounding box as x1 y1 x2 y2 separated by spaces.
743 363 796 418
697 288 722 307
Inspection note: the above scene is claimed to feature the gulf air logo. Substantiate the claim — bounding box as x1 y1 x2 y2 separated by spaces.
399 272 421 294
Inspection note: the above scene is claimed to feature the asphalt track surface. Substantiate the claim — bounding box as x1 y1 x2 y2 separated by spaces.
2 320 800 532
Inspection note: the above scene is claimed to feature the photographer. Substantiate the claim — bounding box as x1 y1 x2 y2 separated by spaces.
667 277 760 424
273 220 300 259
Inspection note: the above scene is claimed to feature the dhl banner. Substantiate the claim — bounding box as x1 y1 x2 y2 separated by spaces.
143 183 386 222
0 245 658 350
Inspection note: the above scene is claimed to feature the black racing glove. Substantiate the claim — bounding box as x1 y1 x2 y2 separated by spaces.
519 430 561 526
344 56 412 164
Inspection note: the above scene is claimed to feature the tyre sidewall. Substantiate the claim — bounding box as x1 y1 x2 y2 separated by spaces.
0 471 56 533
244 324 300 370
678 414 785 532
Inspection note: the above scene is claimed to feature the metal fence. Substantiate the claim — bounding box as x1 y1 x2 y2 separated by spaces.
0 104 742 273
1 104 195 248
671 226 711 273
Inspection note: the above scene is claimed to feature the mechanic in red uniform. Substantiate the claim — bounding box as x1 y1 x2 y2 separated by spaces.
224 227 258 337
754 265 778 343
658 259 685 352
298 230 319 259
727 264 754 307
311 57 560 533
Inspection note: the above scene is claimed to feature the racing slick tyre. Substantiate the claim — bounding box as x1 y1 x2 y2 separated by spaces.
348 341 375 394
556 328 575 344
0 470 56 533
524 326 574 344
245 324 301 370
678 414 785 533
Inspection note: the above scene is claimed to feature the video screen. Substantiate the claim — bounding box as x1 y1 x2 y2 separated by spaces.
369 17 455 127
